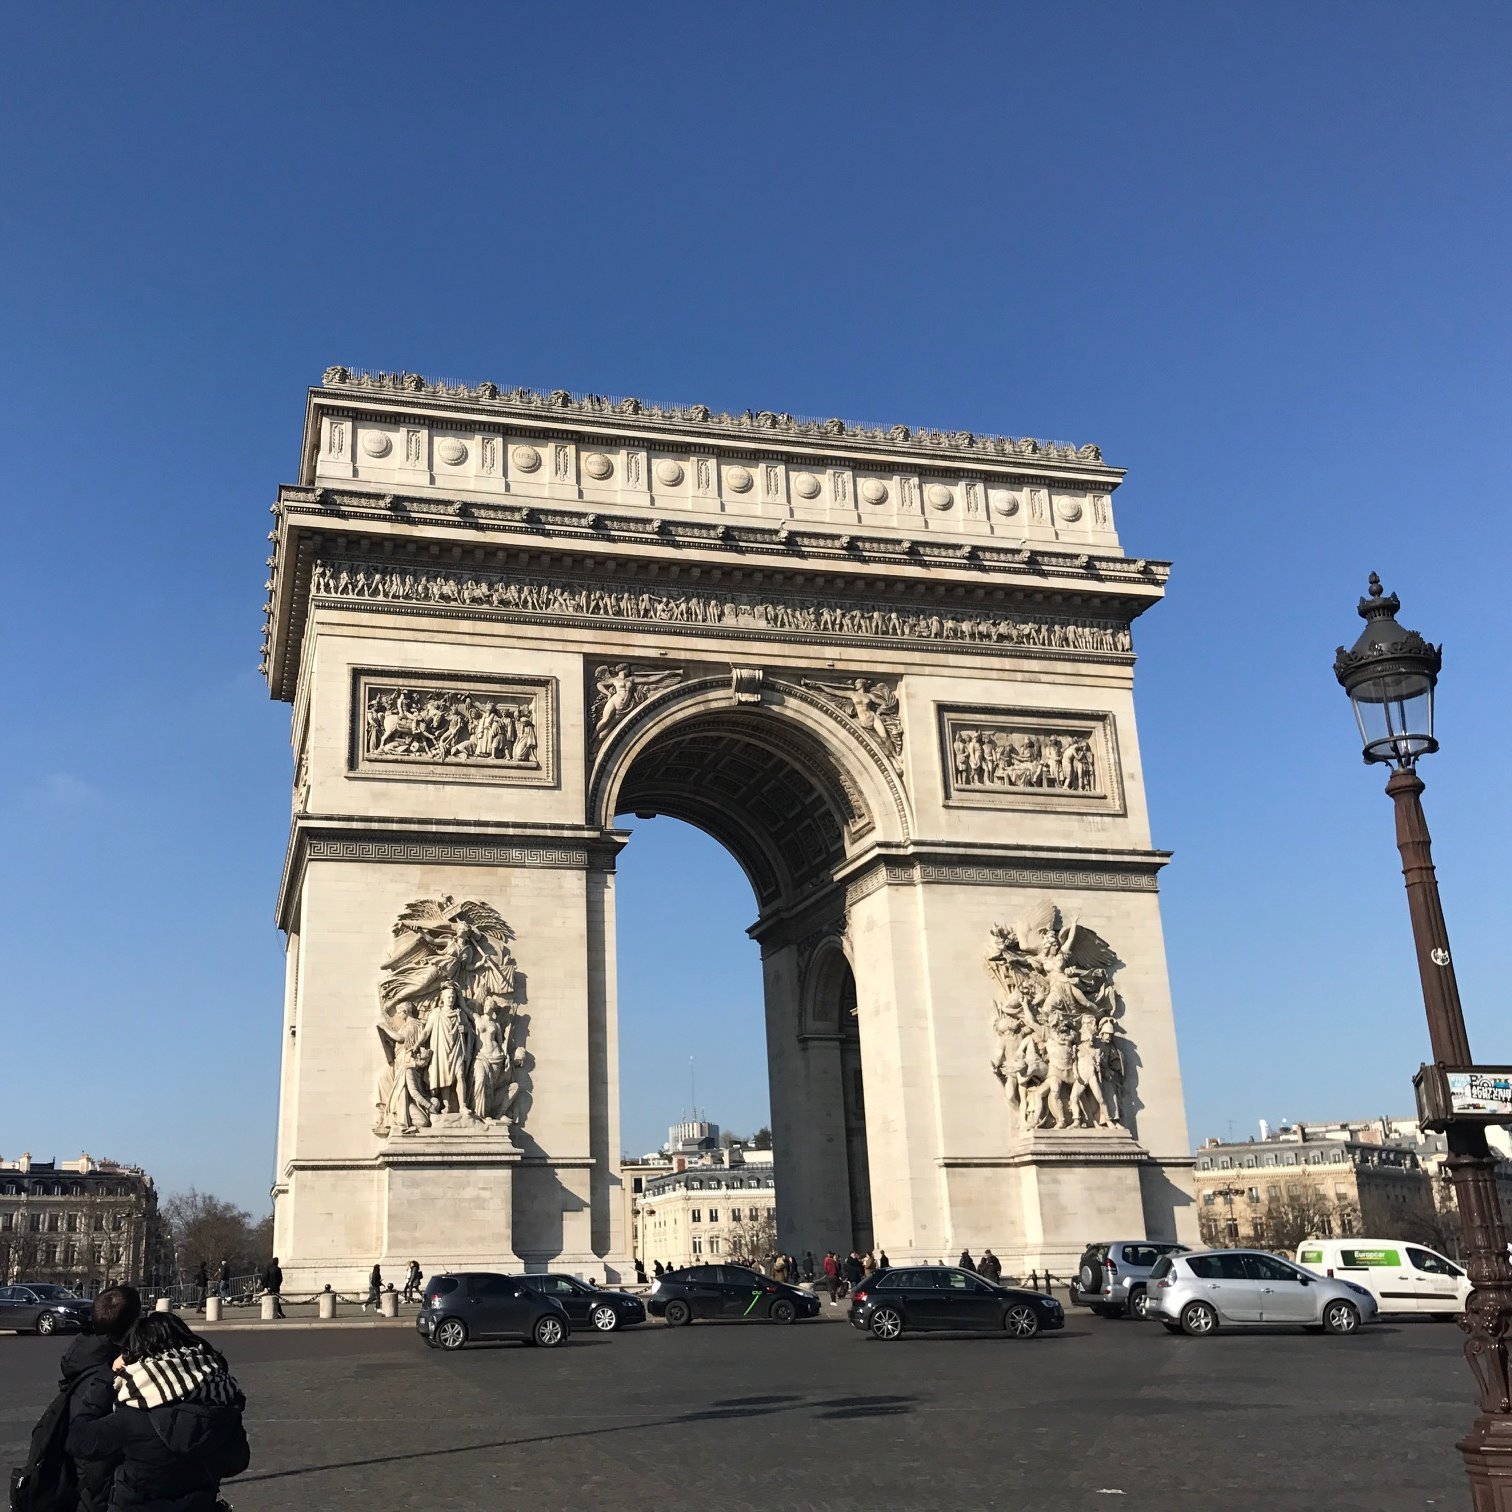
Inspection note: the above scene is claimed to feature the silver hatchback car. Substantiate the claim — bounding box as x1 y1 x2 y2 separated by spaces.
1144 1248 1379 1337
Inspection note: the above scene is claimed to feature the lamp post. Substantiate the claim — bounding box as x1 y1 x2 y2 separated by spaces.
1335 574 1512 1507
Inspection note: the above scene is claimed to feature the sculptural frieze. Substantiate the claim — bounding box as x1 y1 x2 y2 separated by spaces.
374 897 528 1137
803 677 905 771
591 663 684 740
312 560 1132 657
986 902 1129 1133
939 708 1119 811
351 671 556 787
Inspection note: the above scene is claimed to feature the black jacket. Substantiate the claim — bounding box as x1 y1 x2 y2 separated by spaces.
261 1264 282 1292
66 1395 249 1512
843 1256 864 1283
60 1335 122 1512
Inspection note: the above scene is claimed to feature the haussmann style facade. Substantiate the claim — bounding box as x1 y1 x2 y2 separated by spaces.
260 368 1198 1288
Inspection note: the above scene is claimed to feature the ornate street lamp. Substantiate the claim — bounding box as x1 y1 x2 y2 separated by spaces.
1336 575 1512 1508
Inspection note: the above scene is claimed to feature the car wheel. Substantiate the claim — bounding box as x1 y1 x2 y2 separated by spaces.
1180 1301 1217 1337
663 1298 692 1327
1005 1304 1041 1339
591 1304 619 1333
434 1318 468 1351
870 1307 903 1341
533 1315 567 1348
36 1313 56 1337
1129 1288 1150 1321
1323 1300 1360 1336
770 1299 796 1324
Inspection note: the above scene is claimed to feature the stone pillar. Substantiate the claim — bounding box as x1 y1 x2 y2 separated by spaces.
260 1295 277 1321
379 1289 398 1319
317 1289 336 1320
204 1296 221 1323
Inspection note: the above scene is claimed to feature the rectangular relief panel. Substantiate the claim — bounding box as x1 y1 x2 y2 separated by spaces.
350 668 558 787
937 704 1123 814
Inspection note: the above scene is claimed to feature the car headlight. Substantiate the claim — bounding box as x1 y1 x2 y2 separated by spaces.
1343 1282 1373 1299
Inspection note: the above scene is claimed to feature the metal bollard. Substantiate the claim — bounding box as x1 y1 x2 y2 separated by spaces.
260 1295 276 1321
379 1289 398 1319
154 1297 172 1313
205 1296 222 1323
318 1289 336 1320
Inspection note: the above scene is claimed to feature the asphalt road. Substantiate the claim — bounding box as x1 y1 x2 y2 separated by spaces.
0 1307 1471 1512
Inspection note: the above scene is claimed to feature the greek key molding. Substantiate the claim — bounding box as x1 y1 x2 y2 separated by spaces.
305 837 589 868
843 856 1162 905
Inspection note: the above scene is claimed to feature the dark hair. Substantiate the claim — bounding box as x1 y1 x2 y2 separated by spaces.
91 1285 141 1342
122 1310 228 1372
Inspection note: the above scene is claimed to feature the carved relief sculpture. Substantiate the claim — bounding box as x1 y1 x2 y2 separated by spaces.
591 663 684 739
939 707 1121 813
986 902 1129 1133
350 670 556 787
312 560 1133 657
374 897 527 1136
803 676 905 771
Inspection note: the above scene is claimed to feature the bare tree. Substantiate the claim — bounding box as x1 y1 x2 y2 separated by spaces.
723 1207 778 1264
1254 1187 1361 1252
161 1190 267 1279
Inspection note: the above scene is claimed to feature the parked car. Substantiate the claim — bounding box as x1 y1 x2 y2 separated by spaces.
1295 1237 1468 1317
525 1273 647 1331
1144 1249 1378 1336
648 1264 821 1325
415 1273 571 1350
1071 1240 1191 1319
0 1284 94 1336
847 1265 1065 1341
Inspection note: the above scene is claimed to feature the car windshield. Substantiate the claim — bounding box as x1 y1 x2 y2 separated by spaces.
29 1285 79 1299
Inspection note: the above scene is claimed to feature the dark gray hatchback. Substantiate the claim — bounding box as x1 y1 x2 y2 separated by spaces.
416 1273 572 1351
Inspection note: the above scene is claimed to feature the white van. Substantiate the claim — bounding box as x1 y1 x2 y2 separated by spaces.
1295 1237 1468 1316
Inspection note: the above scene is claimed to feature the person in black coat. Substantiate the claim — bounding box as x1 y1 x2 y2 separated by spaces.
65 1311 249 1512
193 1264 208 1312
63 1284 143 1512
959 1249 977 1274
843 1251 864 1289
260 1258 285 1319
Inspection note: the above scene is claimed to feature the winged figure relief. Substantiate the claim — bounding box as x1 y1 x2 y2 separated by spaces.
373 896 524 1136
985 902 1129 1132
592 664 684 738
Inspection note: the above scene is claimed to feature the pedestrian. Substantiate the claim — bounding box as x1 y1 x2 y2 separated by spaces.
194 1262 208 1312
65 1310 250 1511
217 1258 232 1303
261 1257 286 1319
653 1259 665 1278
979 1249 1002 1284
958 1248 976 1274
401 1260 423 1304
863 1250 877 1275
843 1250 864 1294
802 1250 815 1283
878 1249 891 1269
56 1283 142 1512
823 1250 840 1304
362 1263 382 1312
773 1253 790 1283
634 1255 648 1285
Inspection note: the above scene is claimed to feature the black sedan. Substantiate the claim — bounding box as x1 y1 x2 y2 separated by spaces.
648 1264 821 1325
0 1284 94 1336
415 1273 571 1351
847 1266 1064 1340
525 1273 646 1331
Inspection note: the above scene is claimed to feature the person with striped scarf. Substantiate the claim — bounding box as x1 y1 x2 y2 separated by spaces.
65 1312 249 1511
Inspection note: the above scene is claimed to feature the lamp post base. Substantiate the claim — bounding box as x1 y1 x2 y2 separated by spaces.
1461 1415 1512 1510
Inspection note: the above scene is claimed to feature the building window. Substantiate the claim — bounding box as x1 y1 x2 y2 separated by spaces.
1247 1187 1260 1203
730 1207 743 1222
66 1213 79 1233
709 1238 721 1255
93 1215 105 1232
708 1208 719 1222
691 1210 702 1223
1266 1185 1280 1199
0 1214 11 1231
1202 1191 1215 1206
691 1238 702 1255
30 1215 43 1232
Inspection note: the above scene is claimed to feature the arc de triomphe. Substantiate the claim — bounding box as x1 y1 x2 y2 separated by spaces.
261 367 1196 1287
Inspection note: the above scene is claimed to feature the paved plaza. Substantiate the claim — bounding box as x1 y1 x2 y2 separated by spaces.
0 1307 1469 1511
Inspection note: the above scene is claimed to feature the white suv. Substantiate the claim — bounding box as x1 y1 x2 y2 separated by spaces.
1072 1241 1190 1320
1145 1249 1379 1336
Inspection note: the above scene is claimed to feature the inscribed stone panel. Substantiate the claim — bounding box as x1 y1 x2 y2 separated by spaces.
937 704 1123 815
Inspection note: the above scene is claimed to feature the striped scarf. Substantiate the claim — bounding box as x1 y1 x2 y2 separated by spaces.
115 1347 243 1411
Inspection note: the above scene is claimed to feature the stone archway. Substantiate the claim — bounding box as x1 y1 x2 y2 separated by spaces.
263 369 1198 1289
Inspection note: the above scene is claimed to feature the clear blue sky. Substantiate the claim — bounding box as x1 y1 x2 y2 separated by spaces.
4 4 1509 1215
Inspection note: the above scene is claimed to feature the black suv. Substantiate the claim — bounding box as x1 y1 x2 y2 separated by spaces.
416 1273 571 1350
847 1266 1064 1340
648 1264 821 1325
525 1274 646 1331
